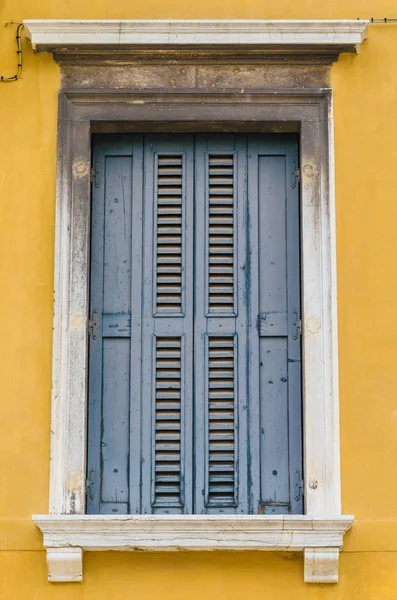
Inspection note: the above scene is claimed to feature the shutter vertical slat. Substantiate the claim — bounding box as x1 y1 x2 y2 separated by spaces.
246 136 261 514
128 135 144 514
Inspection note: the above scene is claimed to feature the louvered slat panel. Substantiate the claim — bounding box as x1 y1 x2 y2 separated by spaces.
156 155 183 313
154 336 182 506
208 155 235 313
208 336 236 505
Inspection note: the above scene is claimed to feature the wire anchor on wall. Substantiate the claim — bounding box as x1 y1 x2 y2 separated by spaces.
357 18 397 23
0 22 24 82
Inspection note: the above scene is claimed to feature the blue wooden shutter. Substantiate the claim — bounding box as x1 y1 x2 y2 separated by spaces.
88 134 194 515
139 135 194 514
247 135 303 515
194 135 249 514
87 133 303 516
87 135 143 514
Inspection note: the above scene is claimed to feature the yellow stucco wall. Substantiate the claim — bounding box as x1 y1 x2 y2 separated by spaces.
2 0 397 597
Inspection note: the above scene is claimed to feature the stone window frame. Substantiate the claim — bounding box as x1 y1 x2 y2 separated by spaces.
24 18 370 584
33 87 351 582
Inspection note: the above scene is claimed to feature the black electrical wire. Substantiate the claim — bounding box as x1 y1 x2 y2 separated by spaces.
358 18 397 23
0 22 24 83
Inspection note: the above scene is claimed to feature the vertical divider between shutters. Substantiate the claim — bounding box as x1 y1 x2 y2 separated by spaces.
235 136 249 514
129 135 144 514
246 136 261 514
193 135 205 514
183 139 194 515
140 136 156 514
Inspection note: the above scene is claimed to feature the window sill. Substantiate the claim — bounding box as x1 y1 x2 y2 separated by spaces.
33 514 353 583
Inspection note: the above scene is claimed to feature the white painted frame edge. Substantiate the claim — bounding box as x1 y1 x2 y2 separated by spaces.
33 86 350 583
23 19 368 51
33 514 353 583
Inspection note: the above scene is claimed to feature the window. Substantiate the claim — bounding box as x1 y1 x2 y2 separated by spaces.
86 133 303 516
25 16 369 582
31 84 355 584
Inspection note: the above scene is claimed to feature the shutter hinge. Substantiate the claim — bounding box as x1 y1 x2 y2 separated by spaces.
85 468 95 499
88 309 99 340
294 470 304 502
90 161 100 188
292 311 302 340
291 162 300 189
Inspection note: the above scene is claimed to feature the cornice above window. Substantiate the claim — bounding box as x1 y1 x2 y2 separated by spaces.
23 19 368 62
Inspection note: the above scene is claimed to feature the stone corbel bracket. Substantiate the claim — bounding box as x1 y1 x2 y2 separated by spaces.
33 514 353 583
